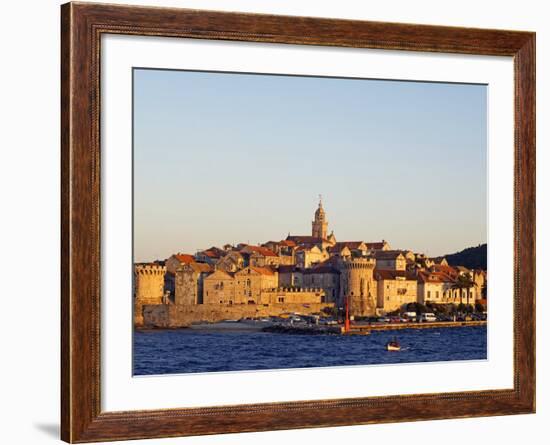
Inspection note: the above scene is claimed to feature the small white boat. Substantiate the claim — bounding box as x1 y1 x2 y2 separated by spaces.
386 339 401 351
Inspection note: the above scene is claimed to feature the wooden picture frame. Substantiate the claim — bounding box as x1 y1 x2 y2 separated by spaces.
61 2 535 442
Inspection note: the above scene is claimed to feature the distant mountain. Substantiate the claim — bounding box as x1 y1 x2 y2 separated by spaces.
443 244 487 270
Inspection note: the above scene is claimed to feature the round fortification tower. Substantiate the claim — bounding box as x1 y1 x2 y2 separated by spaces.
339 257 377 317
134 263 166 327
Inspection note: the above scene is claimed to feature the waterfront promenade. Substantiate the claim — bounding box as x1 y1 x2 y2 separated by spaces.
263 320 487 335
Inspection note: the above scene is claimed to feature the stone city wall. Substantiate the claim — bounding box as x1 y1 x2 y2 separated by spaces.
142 302 334 328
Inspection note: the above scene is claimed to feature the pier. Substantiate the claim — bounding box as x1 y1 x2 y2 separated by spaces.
353 320 486 331
262 320 486 335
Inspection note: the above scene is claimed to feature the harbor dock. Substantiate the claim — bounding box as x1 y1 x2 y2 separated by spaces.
263 320 486 335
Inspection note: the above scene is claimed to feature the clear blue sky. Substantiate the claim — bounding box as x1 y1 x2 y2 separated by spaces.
133 69 486 262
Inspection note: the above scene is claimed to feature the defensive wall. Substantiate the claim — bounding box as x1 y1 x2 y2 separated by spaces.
141 302 334 328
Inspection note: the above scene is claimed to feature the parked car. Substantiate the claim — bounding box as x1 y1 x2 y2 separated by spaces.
319 317 338 326
419 313 437 322
377 316 390 323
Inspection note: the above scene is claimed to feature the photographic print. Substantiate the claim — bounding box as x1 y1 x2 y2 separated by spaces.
132 68 488 376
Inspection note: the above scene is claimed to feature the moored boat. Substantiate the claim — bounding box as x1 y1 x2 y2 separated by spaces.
386 338 401 351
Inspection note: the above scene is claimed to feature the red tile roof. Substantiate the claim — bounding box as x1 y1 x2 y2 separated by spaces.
197 248 224 259
417 270 455 284
173 253 194 264
240 245 278 257
430 264 459 278
186 262 213 273
279 239 297 247
249 266 276 276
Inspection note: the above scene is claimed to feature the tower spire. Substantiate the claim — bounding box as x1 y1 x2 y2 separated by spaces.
312 195 328 239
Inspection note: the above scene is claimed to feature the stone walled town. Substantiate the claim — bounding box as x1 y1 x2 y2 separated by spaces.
134 200 487 327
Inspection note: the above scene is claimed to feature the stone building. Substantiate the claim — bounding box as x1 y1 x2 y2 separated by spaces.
262 240 297 265
215 251 244 273
328 245 352 258
233 266 278 304
174 262 213 305
431 257 449 266
339 257 377 316
329 241 369 258
375 270 418 313
295 245 329 268
365 240 391 252
302 262 340 303
277 265 303 288
260 287 325 304
374 250 407 271
240 245 281 267
134 263 166 326
165 253 195 274
286 234 335 250
416 270 469 305
203 270 236 304
473 269 487 300
195 247 225 264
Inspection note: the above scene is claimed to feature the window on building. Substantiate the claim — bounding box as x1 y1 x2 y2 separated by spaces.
427 290 431 299
278 297 285 303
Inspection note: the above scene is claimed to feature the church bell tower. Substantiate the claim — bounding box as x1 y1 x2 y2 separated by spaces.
312 196 328 239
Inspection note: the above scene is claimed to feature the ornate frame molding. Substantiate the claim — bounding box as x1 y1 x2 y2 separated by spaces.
61 2 535 442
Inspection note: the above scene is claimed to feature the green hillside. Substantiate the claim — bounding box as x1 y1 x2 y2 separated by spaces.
444 244 487 270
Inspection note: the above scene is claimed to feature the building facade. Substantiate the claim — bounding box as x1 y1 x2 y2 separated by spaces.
374 251 407 271
375 270 418 312
203 270 236 304
233 266 278 304
175 262 213 305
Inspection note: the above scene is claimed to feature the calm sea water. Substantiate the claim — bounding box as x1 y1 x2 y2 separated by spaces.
133 325 487 376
